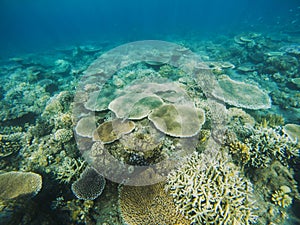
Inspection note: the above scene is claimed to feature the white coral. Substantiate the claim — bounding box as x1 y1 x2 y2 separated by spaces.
166 151 257 224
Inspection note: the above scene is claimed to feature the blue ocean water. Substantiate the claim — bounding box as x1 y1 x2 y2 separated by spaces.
0 1 300 225
0 0 299 57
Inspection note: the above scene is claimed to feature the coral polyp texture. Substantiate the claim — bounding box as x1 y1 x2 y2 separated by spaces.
166 152 258 225
0 171 42 200
212 75 271 109
118 169 190 225
71 167 106 200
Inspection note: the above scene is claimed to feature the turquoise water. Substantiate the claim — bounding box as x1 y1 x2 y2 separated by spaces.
0 1 299 225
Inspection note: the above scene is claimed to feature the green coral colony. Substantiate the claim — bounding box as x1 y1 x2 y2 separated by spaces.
0 33 299 225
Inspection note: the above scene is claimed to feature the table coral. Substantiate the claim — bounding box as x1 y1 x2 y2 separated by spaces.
211 75 271 110
283 123 300 142
109 93 163 120
92 119 135 143
75 116 97 138
148 103 205 137
166 151 258 225
271 185 293 208
0 171 42 200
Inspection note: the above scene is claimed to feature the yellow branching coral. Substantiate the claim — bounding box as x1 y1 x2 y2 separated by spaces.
228 140 251 164
271 185 293 208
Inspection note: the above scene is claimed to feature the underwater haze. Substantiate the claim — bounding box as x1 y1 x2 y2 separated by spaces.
1 0 300 56
0 0 300 225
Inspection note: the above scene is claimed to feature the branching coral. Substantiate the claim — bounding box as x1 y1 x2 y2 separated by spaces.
56 156 86 183
244 126 299 168
271 185 293 208
166 151 258 225
227 125 299 168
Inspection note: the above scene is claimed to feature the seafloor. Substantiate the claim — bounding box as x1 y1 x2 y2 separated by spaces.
0 30 300 225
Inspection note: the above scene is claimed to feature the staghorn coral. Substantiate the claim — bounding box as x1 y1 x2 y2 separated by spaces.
0 171 42 200
226 124 299 169
254 113 285 128
228 140 251 165
71 167 106 200
211 75 271 110
56 156 86 183
271 185 293 208
243 126 299 168
52 197 95 224
166 151 258 225
0 132 23 157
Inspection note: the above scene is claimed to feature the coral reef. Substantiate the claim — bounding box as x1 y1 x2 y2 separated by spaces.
271 185 293 208
0 171 42 200
166 151 258 225
0 132 23 157
75 116 97 138
118 169 189 225
109 93 163 120
148 103 205 138
71 167 106 200
283 123 300 142
250 161 299 224
92 119 135 143
0 81 50 121
212 75 271 109
243 126 299 168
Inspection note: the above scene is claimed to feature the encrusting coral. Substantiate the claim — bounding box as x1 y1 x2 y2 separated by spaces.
166 151 258 225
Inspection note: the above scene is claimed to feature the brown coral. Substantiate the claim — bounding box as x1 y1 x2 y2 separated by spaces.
92 119 135 143
119 169 189 225
0 171 42 200
148 103 205 137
